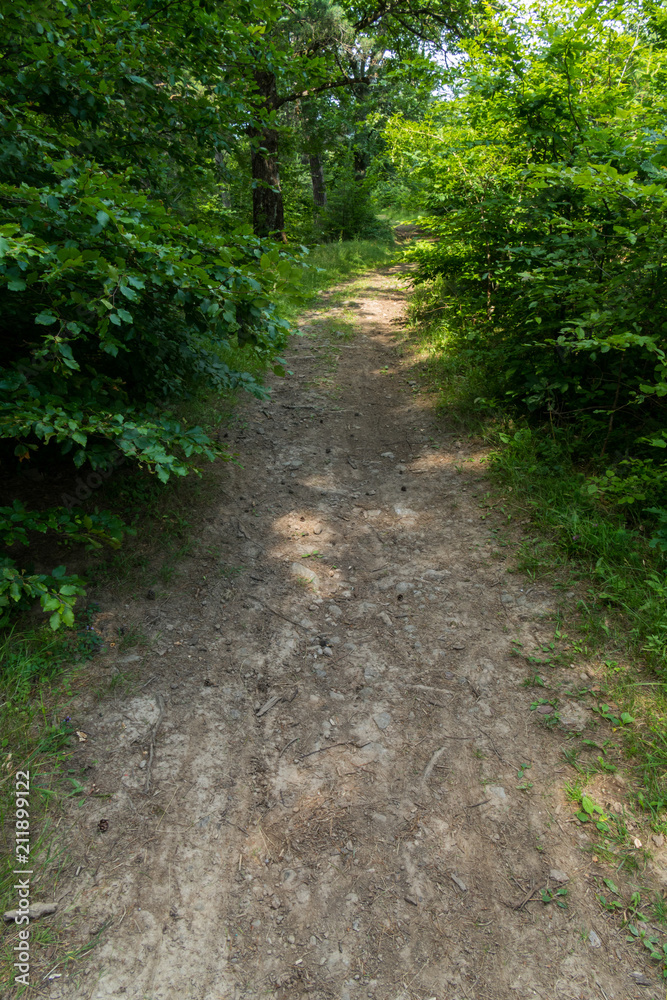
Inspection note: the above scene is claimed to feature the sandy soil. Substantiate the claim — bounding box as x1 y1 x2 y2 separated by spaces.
33 266 666 1000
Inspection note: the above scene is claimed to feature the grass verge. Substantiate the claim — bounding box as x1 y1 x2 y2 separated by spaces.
407 276 667 825
0 616 106 992
283 238 395 318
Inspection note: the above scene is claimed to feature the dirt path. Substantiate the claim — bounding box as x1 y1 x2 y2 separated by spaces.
43 267 662 1000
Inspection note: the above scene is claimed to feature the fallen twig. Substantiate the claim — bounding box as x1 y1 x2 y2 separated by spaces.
258 600 310 632
513 884 545 911
423 746 447 782
256 687 299 718
144 693 165 794
298 741 371 760
256 695 281 718
279 737 300 758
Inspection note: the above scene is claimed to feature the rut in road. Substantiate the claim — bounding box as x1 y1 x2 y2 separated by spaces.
47 266 663 1000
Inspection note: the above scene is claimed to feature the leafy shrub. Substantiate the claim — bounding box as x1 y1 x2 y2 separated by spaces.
320 160 393 242
0 0 302 625
385 1 667 528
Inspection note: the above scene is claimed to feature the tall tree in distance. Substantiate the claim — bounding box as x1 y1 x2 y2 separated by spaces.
245 0 480 237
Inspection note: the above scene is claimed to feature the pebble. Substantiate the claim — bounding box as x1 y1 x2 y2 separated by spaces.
422 569 449 581
588 930 602 948
374 711 391 730
291 562 318 585
549 869 569 884
653 834 664 847
323 647 333 657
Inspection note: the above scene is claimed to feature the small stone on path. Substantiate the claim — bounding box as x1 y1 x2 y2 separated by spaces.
588 930 602 948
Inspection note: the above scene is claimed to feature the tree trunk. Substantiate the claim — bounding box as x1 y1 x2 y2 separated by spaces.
353 149 367 182
308 154 327 208
250 71 286 240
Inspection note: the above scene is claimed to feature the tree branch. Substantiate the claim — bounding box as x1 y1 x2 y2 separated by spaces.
353 1 458 39
274 75 370 109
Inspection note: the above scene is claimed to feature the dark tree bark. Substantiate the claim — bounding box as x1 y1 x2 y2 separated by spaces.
250 71 286 240
249 68 368 239
250 124 285 237
308 154 327 207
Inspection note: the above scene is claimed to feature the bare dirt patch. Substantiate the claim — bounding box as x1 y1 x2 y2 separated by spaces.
25 267 666 1000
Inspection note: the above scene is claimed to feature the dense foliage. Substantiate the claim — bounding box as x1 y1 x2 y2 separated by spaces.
386 1 667 526
1 0 477 626
0 0 303 623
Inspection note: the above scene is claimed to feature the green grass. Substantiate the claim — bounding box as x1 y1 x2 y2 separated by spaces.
0 619 104 990
407 274 667 829
282 238 395 318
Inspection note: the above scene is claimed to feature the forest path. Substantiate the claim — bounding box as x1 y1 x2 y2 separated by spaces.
50 266 660 1000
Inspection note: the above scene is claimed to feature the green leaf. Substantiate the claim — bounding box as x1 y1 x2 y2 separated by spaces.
35 311 58 326
119 284 138 302
581 795 596 815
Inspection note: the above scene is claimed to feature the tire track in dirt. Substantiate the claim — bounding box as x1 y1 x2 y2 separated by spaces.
44 267 661 1000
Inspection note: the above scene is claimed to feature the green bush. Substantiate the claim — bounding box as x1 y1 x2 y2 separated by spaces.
386 1 667 533
320 159 393 242
0 0 302 625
